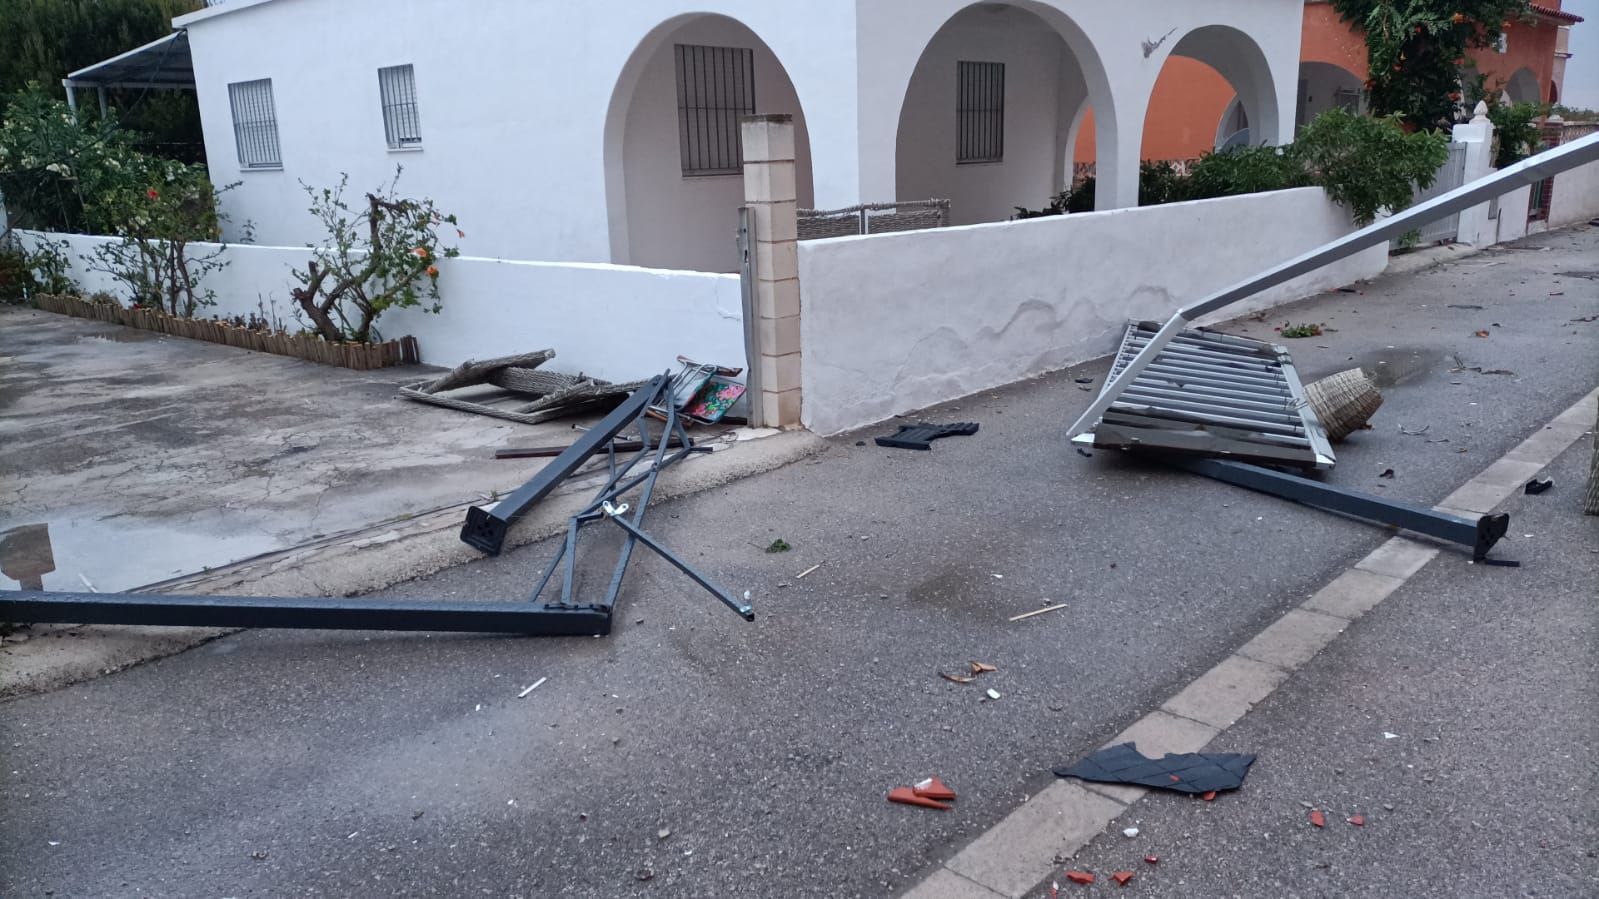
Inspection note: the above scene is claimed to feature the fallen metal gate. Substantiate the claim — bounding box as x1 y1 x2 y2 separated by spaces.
0 375 754 636
1074 322 1335 469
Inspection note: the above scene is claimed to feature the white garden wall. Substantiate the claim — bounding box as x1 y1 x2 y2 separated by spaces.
797 187 1389 435
1548 158 1599 229
16 231 743 383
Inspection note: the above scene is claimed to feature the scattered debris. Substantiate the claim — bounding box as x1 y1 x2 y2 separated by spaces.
1112 871 1135 886
1075 377 1095 384
1065 871 1096 885
1473 329 1491 338
970 661 997 674
985 688 1002 700
1379 468 1395 479
249 850 268 861
495 435 686 460
657 828 671 840
1398 425 1430 436
1009 603 1068 621
888 786 952 811
636 867 655 881
401 350 650 425
1348 815 1366 827
1122 827 1139 838
1525 478 1554 495
517 677 548 698
1144 855 1159 865
1278 322 1324 338
940 672 975 685
1310 809 1326 828
1054 742 1256 794
875 421 980 450
795 563 822 579
764 538 791 554
1447 303 1485 309
913 777 957 802
1201 790 1217 801
1383 732 1399 739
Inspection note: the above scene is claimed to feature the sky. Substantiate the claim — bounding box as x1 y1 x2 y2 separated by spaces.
1563 1 1599 109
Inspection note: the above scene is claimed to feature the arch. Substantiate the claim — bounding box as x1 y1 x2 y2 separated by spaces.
1295 61 1364 130
603 13 814 272
1159 24 1281 152
891 1 1116 222
1504 67 1540 105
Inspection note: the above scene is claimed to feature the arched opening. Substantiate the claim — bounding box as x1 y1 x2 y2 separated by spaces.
1295 62 1364 130
604 14 814 272
1136 25 1280 200
894 2 1112 223
1504 67 1541 104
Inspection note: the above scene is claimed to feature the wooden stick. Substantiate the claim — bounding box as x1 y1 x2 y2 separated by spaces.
794 563 822 579
1008 603 1068 622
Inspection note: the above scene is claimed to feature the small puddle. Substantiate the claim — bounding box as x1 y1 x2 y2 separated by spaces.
77 330 160 344
0 517 280 593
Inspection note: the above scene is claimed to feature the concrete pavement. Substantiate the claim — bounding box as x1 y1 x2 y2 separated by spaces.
0 224 1595 897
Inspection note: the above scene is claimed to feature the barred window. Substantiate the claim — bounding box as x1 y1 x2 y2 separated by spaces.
676 44 755 176
228 79 281 168
957 61 1004 164
378 64 422 148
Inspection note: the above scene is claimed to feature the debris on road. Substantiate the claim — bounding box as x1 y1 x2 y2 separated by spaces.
1144 855 1159 865
970 661 997 674
1201 790 1217 801
1348 814 1366 826
985 688 1002 700
1009 603 1068 621
1379 468 1395 479
1053 742 1256 795
875 421 980 450
1398 424 1429 436
764 538 791 554
888 785 952 810
795 563 822 579
1112 871 1135 886
1064 871 1095 885
1524 477 1553 495
401 349 648 425
517 677 547 698
1307 368 1383 443
913 776 957 802
494 435 686 460
940 672 975 685
1122 827 1139 838
1309 809 1326 828
1474 329 1491 338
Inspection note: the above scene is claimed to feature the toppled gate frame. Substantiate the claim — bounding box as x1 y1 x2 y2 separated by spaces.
1069 132 1599 561
0 374 754 635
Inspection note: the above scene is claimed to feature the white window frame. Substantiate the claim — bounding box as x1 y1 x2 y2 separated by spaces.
227 78 282 170
378 64 423 150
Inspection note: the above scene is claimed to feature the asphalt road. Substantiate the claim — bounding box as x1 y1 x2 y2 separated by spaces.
2 226 1595 897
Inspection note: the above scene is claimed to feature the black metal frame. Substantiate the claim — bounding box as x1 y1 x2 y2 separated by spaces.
1 376 754 636
1173 458 1509 561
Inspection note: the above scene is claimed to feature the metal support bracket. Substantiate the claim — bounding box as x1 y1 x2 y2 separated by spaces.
1173 458 1509 561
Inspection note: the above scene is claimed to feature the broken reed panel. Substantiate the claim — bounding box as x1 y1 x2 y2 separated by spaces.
30 293 415 371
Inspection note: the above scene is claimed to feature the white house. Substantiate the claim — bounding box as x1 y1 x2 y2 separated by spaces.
102 0 1308 274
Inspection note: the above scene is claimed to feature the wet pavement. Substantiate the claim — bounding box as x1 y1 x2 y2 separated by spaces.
0 310 655 592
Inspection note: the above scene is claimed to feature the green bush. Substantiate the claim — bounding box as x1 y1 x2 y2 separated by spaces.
1485 99 1544 167
1290 108 1450 224
1185 145 1310 200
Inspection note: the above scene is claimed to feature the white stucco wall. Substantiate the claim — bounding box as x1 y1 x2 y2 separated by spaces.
894 6 1075 225
1548 158 1599 228
797 187 1389 435
177 0 857 269
175 0 1306 264
18 231 743 381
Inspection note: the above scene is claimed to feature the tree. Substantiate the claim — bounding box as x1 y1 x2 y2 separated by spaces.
1331 0 1532 129
0 0 205 161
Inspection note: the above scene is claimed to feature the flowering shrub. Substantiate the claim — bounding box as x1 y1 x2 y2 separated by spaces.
290 168 460 344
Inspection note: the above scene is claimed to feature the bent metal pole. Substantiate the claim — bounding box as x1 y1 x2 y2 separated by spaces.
1067 131 1599 440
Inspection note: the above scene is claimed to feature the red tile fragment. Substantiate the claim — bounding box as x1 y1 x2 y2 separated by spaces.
1309 809 1326 828
1201 791 1217 801
1169 774 1181 782
912 776 957 802
1064 871 1095 885
1348 814 1365 826
1112 871 1135 886
1143 855 1159 865
887 786 951 810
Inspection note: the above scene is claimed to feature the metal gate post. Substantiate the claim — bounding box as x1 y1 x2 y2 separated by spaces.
737 206 763 410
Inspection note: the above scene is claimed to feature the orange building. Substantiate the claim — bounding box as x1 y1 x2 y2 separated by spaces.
1076 0 1583 170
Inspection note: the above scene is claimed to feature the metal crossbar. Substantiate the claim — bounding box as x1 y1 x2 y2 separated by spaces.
1067 132 1599 444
